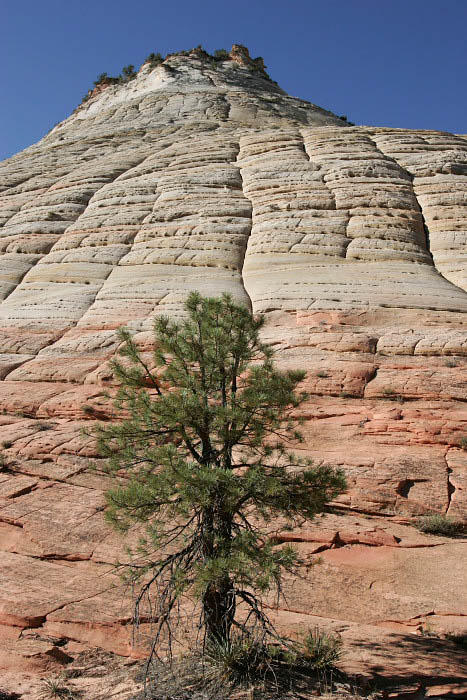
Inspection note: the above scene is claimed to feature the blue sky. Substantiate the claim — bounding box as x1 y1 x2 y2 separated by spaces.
1 0 466 161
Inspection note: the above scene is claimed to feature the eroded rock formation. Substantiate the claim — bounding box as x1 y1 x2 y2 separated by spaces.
0 46 465 693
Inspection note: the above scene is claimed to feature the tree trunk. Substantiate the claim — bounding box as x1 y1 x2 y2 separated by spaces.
201 507 235 644
203 578 236 645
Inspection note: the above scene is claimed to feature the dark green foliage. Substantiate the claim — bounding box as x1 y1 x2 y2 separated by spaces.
251 56 266 71
301 627 342 670
121 64 137 81
145 52 164 68
168 45 210 60
36 421 54 431
459 436 467 450
339 114 355 126
143 628 343 698
94 293 346 652
206 627 341 684
213 49 230 61
205 634 281 687
415 514 463 536
93 72 110 86
94 72 120 86
92 66 134 92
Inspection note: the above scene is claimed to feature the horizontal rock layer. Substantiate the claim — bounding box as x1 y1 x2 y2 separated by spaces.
0 51 465 691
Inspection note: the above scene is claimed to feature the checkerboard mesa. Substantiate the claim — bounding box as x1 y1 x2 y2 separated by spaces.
0 43 466 693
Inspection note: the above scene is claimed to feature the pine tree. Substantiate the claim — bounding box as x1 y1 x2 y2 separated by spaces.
94 293 345 653
93 72 109 86
121 64 136 81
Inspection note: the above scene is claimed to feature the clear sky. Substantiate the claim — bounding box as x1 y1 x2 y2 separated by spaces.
1 0 466 161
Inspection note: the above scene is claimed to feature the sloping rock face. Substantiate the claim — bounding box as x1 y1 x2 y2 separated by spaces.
0 47 466 692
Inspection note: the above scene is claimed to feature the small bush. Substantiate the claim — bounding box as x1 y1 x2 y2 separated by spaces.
302 627 343 670
444 358 458 368
93 72 120 88
213 49 230 61
93 72 109 86
121 64 137 81
205 635 275 686
46 211 62 221
415 514 463 537
1 440 12 449
382 387 404 402
36 421 54 431
205 629 342 688
42 675 76 698
145 52 163 67
143 629 344 699
458 436 467 451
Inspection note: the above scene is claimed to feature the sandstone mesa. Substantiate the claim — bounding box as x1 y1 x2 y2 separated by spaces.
0 45 465 697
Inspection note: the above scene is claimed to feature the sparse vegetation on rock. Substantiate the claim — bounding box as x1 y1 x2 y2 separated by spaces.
121 64 137 81
42 674 77 698
339 114 355 126
302 627 343 670
144 51 163 67
142 627 343 698
213 48 230 61
415 514 463 536
0 451 7 471
79 44 277 105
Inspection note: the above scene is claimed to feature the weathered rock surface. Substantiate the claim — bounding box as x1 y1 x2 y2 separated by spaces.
0 46 465 694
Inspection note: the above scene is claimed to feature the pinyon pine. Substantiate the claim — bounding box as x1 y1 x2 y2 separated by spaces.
94 293 346 654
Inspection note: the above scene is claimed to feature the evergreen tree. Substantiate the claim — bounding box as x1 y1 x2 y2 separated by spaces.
213 49 230 60
93 72 109 86
94 293 345 652
121 64 136 81
145 52 163 68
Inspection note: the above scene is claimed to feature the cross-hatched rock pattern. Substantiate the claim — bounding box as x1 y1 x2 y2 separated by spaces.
0 49 465 691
